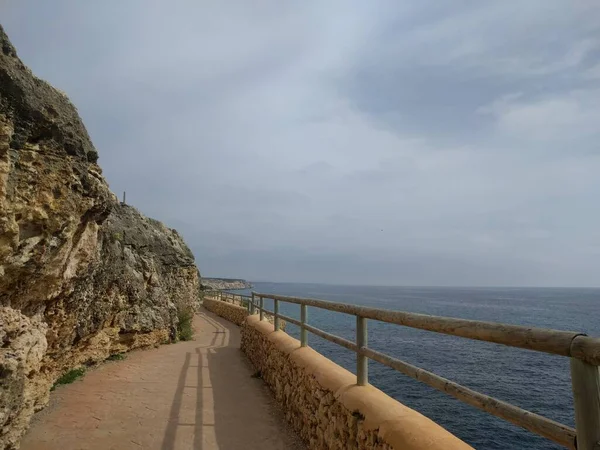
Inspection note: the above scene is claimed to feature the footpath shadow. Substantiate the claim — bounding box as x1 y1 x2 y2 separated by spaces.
160 311 228 450
160 309 299 450
161 352 192 450
206 312 298 450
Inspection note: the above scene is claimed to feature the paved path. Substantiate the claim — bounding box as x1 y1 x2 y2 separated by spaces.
21 309 304 450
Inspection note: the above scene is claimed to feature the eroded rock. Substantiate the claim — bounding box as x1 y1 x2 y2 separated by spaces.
0 309 47 450
0 25 200 449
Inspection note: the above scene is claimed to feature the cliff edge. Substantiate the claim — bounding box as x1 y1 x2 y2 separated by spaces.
202 278 253 290
0 26 200 449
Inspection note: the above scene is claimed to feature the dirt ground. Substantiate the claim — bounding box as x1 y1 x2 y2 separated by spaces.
20 309 305 450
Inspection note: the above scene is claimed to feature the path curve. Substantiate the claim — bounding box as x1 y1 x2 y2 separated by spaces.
21 309 304 450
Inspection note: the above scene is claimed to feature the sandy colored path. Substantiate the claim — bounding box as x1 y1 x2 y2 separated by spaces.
21 309 304 450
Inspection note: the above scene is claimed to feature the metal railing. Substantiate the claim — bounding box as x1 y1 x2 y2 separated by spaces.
203 290 250 307
246 291 600 450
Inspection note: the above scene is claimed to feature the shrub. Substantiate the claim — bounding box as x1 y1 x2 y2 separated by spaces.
177 307 194 341
51 367 86 390
107 353 125 361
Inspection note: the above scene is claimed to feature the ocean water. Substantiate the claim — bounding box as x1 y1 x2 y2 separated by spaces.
232 283 600 449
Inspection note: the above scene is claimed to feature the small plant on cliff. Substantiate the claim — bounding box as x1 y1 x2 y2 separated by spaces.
177 307 195 341
107 353 126 361
51 367 86 390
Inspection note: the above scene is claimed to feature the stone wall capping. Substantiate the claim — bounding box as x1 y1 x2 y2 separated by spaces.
242 311 472 450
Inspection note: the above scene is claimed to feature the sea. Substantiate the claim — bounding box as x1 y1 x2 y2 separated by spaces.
231 283 600 450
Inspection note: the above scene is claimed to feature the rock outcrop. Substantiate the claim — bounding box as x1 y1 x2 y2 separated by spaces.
0 26 200 449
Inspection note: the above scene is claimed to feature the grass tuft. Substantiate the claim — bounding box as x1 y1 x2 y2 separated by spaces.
107 353 126 361
51 367 86 391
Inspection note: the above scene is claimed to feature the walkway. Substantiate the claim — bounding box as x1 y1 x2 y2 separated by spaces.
21 309 304 450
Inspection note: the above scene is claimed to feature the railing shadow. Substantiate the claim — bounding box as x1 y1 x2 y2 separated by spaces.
160 311 229 450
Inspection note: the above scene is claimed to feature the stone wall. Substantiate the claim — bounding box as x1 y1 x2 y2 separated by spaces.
203 298 248 325
203 299 285 331
241 315 472 450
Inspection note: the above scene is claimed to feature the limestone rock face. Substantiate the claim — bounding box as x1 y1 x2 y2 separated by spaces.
0 310 47 450
0 25 200 449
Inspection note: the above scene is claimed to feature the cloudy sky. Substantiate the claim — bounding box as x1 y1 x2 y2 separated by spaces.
3 2 600 286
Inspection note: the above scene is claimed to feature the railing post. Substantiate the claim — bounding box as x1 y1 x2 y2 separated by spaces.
250 293 255 314
570 358 600 450
259 296 264 321
300 304 308 347
357 316 368 386
274 299 280 331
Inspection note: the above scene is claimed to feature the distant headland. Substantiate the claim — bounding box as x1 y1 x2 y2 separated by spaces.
202 277 253 290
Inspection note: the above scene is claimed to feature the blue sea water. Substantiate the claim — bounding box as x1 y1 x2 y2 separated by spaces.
232 283 600 449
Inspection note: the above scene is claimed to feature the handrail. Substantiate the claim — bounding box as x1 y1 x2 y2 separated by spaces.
256 293 600 364
202 290 251 307
247 291 600 450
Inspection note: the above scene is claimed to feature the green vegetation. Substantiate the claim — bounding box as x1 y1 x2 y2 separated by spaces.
51 367 86 390
112 232 122 242
107 353 126 361
177 307 195 341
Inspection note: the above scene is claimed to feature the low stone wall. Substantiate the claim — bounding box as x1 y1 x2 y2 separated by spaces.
202 299 285 331
202 298 248 325
241 315 472 450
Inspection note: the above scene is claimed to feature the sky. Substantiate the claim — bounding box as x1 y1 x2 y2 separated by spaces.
2 1 600 286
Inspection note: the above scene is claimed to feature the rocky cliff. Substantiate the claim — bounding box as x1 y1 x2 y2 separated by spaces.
0 26 200 449
202 278 252 290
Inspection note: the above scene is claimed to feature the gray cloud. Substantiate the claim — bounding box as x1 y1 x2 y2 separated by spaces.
3 1 600 286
